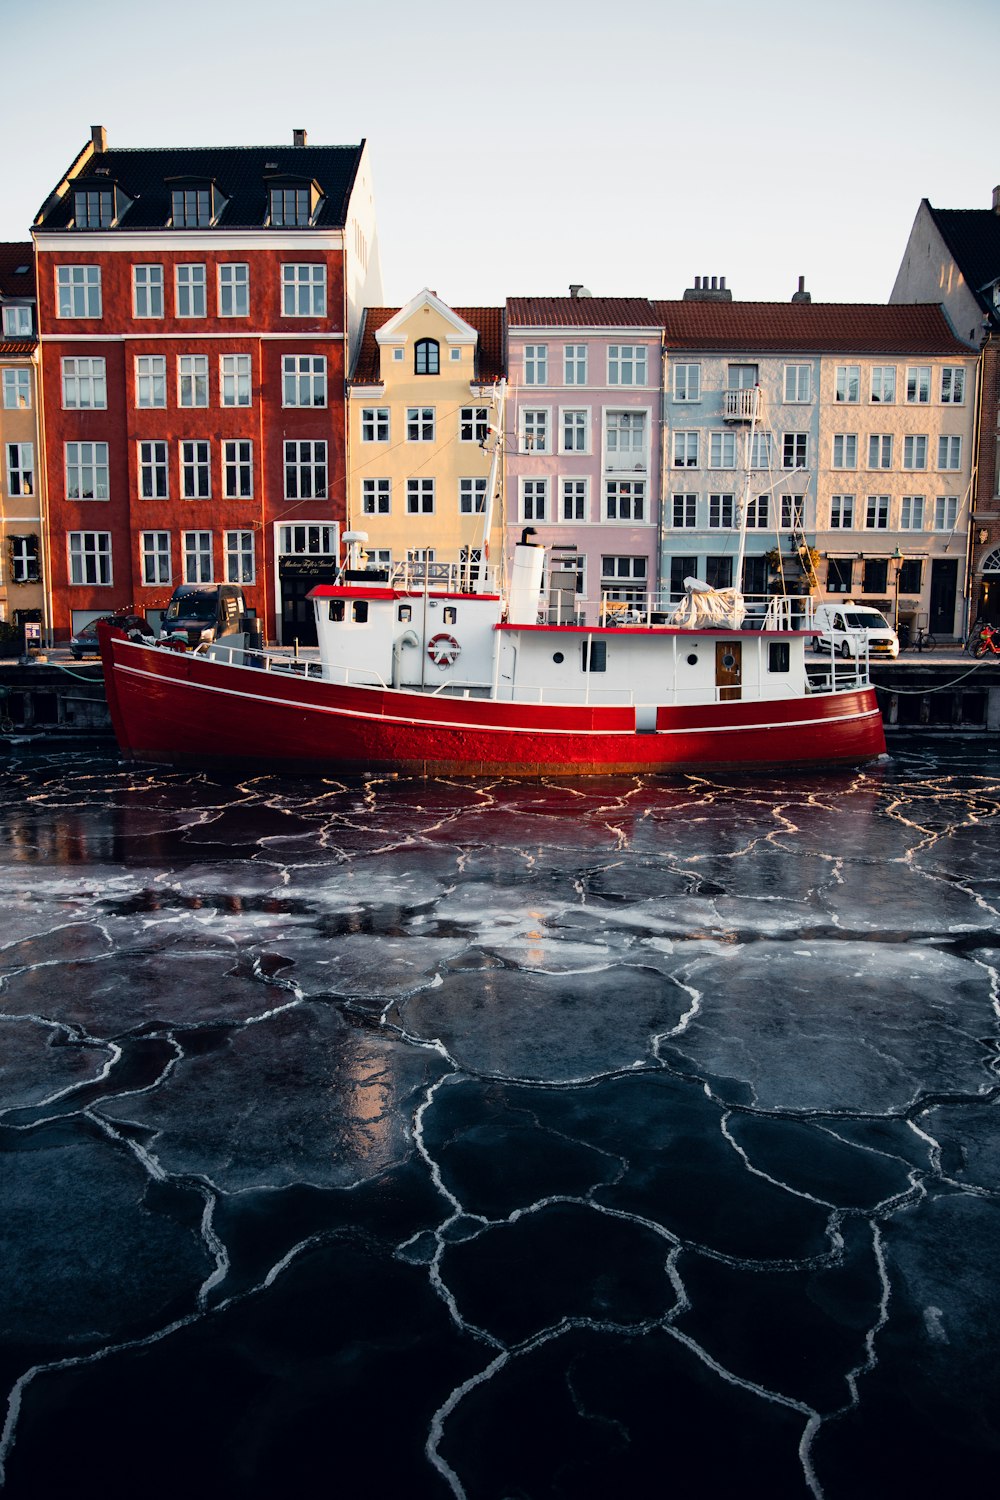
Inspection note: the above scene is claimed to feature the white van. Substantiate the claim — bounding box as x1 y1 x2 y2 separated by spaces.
811 603 899 659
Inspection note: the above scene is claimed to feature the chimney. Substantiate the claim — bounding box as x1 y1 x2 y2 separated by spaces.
91 124 107 153
569 283 583 298
293 128 307 148
993 185 1000 214
683 274 733 302
791 275 811 304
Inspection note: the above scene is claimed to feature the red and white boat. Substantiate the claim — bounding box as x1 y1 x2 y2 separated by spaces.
98 530 885 776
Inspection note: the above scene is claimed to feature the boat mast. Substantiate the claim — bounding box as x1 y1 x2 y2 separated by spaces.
475 379 506 592
734 385 761 593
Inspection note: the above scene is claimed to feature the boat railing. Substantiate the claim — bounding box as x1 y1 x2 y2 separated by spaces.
389 558 500 594
588 590 817 631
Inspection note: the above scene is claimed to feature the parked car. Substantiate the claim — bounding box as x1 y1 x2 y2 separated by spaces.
811 603 899 659
70 613 154 659
158 584 247 649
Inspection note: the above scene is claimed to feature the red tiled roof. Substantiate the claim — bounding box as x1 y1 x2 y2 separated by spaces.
0 242 35 299
351 305 505 384
506 297 657 328
0 340 36 357
652 300 972 355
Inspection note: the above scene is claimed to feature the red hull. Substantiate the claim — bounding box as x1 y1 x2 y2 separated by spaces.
99 632 887 776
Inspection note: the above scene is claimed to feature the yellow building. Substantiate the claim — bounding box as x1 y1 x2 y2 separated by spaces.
347 290 506 582
1 245 45 640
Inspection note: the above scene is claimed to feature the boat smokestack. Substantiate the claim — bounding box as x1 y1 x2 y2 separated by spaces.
508 535 544 624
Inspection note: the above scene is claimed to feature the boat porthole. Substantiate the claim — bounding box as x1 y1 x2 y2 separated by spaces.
686 654 698 666
722 652 736 669
553 651 564 664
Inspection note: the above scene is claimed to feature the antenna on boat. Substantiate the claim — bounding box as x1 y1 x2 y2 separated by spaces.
734 388 761 595
476 379 506 593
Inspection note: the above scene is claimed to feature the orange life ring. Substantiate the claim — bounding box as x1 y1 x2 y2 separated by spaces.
427 632 461 668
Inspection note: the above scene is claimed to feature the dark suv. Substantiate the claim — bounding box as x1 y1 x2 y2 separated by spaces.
70 613 154 659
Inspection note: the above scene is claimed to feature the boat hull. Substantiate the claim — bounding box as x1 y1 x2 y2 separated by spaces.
99 632 887 777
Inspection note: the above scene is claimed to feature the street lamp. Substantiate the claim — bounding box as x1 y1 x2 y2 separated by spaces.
892 547 903 633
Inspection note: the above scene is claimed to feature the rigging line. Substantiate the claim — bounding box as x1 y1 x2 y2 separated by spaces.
874 661 992 694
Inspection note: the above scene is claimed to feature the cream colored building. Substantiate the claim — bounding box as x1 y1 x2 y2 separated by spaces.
0 244 45 638
347 290 505 581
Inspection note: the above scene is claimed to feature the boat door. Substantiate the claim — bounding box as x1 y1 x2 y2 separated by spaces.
715 641 742 700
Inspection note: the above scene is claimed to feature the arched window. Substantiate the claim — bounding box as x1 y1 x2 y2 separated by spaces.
415 339 439 375
981 547 1000 573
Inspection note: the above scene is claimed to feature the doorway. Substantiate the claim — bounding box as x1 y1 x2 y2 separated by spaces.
715 641 742 701
929 559 958 636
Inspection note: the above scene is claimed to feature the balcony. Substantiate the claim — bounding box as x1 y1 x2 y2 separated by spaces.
723 387 760 423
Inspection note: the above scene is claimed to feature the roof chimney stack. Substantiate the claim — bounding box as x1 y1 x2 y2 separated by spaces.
791 275 811 304
683 274 733 302
91 125 107 153
293 128 307 148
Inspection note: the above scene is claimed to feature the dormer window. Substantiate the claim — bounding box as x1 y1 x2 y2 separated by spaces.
2 305 33 337
415 338 440 376
169 180 226 228
267 177 322 227
73 184 129 228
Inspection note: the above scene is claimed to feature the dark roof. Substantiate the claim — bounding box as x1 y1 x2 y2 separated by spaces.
507 296 657 328
351 305 505 384
0 242 35 298
651 300 971 355
927 203 1000 318
35 143 365 231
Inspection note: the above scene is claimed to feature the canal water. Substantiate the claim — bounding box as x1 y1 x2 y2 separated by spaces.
1 743 998 1498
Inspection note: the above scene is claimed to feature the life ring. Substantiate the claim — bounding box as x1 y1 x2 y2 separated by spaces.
427 632 461 668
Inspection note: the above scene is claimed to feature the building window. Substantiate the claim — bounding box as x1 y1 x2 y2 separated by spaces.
283 440 326 499
134 355 166 408
66 442 108 500
934 496 958 531
865 495 889 529
561 478 588 521
564 344 587 384
406 478 435 514
181 440 211 499
783 364 811 402
863 559 888 593
132 264 163 319
282 355 327 407
415 339 439 375
746 494 769 529
281 264 326 317
780 494 804 530
900 495 925 530
269 185 311 226
524 345 547 385
605 479 645 521
62 357 106 409
870 366 896 403
522 409 550 453
608 345 648 386
902 434 928 470
56 265 101 318
2 305 33 336
938 435 962 469
183 530 214 583
601 554 647 601
782 433 807 469
279 524 337 555
5 442 33 496
673 431 699 467
68 531 112 585
868 434 893 469
406 407 435 441
521 478 548 521
10 533 40 584
562 409 588 452
178 354 209 407
362 478 390 515
673 363 701 402
709 430 736 469
709 493 735 528
728 364 758 390
905 366 930 404
2 369 31 409
835 366 860 403
459 478 487 513
220 354 251 407
606 411 646 462
460 407 489 442
176 265 207 318
218 263 249 317
830 494 855 529
223 440 253 498
74 187 124 229
827 557 853 594
139 441 169 499
940 367 965 404
140 531 171 585
225 530 255 585
672 493 698 528
361 407 390 442
832 433 858 469
751 432 773 468
172 187 212 227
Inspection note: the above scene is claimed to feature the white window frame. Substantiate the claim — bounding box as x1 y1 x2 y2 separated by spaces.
406 477 435 514
361 407 390 442
282 354 327 408
608 345 648 386
281 264 327 317
361 478 390 515
406 407 435 442
940 367 965 404
672 363 701 402
563 344 587 385
521 408 550 453
5 442 34 496
2 305 32 336
782 433 807 470
56 265 101 318
65 441 109 501
175 264 207 319
746 494 769 529
560 477 589 522
460 407 489 442
68 531 112 585
870 366 896 403
868 434 893 470
220 354 251 407
218 263 249 318
140 530 172 585
832 433 858 470
1 369 31 409
139 440 169 499
133 264 164 319
561 408 589 454
780 494 804 530
830 494 855 530
708 492 735 529
783 364 811 402
178 353 209 408
183 529 214 583
934 496 958 531
900 495 925 531
283 440 327 500
672 431 699 468
671 492 698 529
223 439 253 499
521 477 548 522
459 477 487 514
905 366 931 404
902 434 928 471
865 495 890 530
135 355 167 408
709 430 736 469
835 365 860 403
180 440 211 499
605 479 645 522
61 357 106 410
225 530 256 585
523 345 548 385
605 410 647 467
938 435 962 470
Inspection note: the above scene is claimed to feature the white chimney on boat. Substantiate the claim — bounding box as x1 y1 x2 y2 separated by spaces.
507 529 545 624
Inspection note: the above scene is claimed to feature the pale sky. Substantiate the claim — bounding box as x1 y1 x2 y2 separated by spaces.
3 0 997 309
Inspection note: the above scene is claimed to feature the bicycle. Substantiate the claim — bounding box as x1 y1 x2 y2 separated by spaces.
965 620 1000 658
899 623 937 653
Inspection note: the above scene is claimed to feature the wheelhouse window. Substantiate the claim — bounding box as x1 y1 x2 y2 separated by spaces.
768 642 790 673
415 339 439 375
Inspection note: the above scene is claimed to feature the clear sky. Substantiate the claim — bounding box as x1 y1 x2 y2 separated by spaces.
3 0 997 309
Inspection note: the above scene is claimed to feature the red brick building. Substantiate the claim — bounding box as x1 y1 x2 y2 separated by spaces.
33 127 381 643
